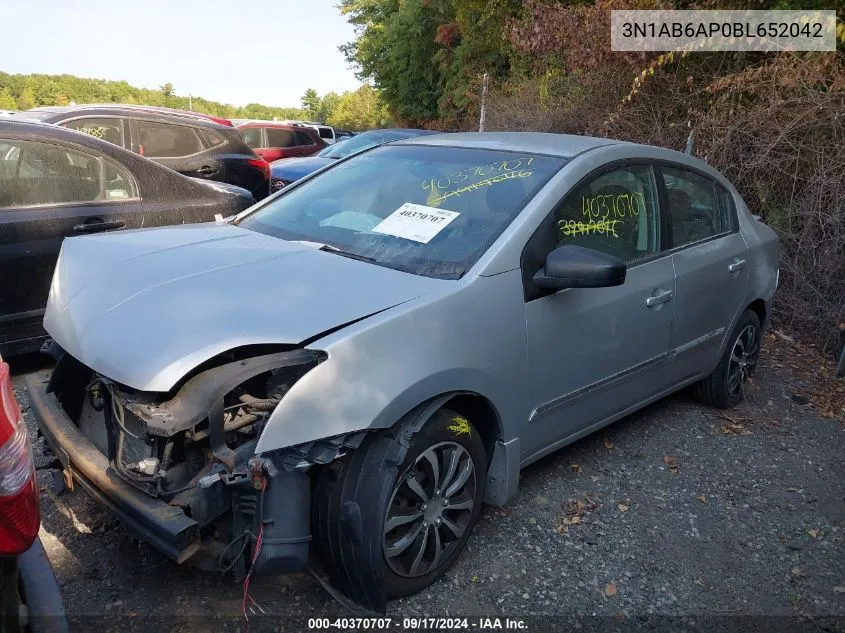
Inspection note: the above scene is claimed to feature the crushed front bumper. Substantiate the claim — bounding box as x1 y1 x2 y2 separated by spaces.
24 371 200 564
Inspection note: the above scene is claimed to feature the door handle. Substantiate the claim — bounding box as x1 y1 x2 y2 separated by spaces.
728 259 747 273
73 220 126 233
196 165 217 176
645 289 673 308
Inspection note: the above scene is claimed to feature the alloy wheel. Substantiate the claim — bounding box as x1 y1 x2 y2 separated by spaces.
383 441 476 578
727 323 759 395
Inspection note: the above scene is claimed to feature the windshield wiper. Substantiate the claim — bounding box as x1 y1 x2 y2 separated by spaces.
318 244 377 264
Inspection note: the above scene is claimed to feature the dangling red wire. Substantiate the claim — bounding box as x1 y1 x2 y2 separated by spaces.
241 476 267 633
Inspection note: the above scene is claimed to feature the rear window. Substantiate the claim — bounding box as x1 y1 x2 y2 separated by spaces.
136 120 204 158
266 128 296 148
295 131 315 146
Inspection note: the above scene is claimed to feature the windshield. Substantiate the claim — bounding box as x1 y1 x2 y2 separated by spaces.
319 130 414 159
238 144 564 279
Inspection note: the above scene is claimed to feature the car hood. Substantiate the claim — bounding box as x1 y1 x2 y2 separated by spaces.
44 223 438 392
269 156 335 181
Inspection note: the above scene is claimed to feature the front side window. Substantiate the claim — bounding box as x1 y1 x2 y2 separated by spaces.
266 128 296 148
238 145 564 279
62 118 126 147
662 166 728 247
0 139 106 207
136 120 204 157
554 164 660 263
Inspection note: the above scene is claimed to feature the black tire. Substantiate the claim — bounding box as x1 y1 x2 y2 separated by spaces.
313 408 487 606
693 309 761 409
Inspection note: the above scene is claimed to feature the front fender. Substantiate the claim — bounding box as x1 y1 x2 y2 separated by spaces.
254 271 528 454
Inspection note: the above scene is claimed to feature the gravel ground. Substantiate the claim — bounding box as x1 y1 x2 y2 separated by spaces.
10 338 845 633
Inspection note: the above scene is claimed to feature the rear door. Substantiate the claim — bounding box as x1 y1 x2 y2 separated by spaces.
0 138 143 352
131 118 223 181
659 164 749 378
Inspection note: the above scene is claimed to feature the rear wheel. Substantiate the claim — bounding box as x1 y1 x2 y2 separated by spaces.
693 309 761 408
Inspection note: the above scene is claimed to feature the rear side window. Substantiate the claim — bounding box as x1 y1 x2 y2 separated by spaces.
136 120 204 158
554 164 661 264
239 127 262 149
661 166 729 247
266 128 296 148
0 139 134 207
295 131 315 146
202 128 227 149
62 118 126 148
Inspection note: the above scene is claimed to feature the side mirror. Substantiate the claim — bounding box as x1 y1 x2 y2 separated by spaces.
533 244 626 291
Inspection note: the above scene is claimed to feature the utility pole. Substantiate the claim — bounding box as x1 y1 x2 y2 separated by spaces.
479 73 488 133
188 95 193 111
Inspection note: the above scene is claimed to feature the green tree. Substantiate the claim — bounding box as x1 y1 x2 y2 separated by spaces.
317 91 342 123
0 88 16 110
160 82 174 97
17 87 36 110
327 85 391 130
301 88 321 119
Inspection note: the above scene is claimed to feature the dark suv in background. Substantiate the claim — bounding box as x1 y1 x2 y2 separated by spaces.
23 106 270 200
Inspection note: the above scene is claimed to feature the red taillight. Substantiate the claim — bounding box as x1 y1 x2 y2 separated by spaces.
248 158 270 180
0 361 39 555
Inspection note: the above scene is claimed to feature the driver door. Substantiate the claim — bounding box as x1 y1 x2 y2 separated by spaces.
521 163 677 460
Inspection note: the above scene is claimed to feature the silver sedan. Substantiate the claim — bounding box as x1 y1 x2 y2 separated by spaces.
28 132 778 610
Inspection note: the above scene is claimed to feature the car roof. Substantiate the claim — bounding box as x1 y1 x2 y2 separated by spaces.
25 105 230 130
235 121 312 130
395 131 625 158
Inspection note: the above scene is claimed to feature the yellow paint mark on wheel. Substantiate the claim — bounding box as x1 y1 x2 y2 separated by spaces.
447 415 472 438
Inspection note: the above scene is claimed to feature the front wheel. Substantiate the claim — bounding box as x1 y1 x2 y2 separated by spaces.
693 309 761 408
313 408 487 606
382 410 486 598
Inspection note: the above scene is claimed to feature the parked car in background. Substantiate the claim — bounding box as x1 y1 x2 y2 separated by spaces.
236 121 326 163
22 105 270 201
0 111 17 118
300 122 338 144
0 356 68 633
0 119 256 356
269 127 438 191
24 132 778 611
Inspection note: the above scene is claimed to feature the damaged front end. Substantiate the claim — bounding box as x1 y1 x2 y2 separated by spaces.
39 345 364 579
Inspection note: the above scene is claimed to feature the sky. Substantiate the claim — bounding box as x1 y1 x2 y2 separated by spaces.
2 0 362 108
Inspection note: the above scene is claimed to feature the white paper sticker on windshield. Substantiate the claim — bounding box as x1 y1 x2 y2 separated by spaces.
372 203 460 243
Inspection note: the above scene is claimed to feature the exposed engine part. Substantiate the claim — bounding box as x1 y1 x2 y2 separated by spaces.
136 457 160 475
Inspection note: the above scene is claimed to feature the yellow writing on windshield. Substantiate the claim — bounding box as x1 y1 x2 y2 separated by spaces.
428 169 533 206
421 156 536 196
559 219 621 238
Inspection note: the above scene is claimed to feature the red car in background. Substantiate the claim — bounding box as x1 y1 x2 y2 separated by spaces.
0 358 67 633
236 121 326 163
